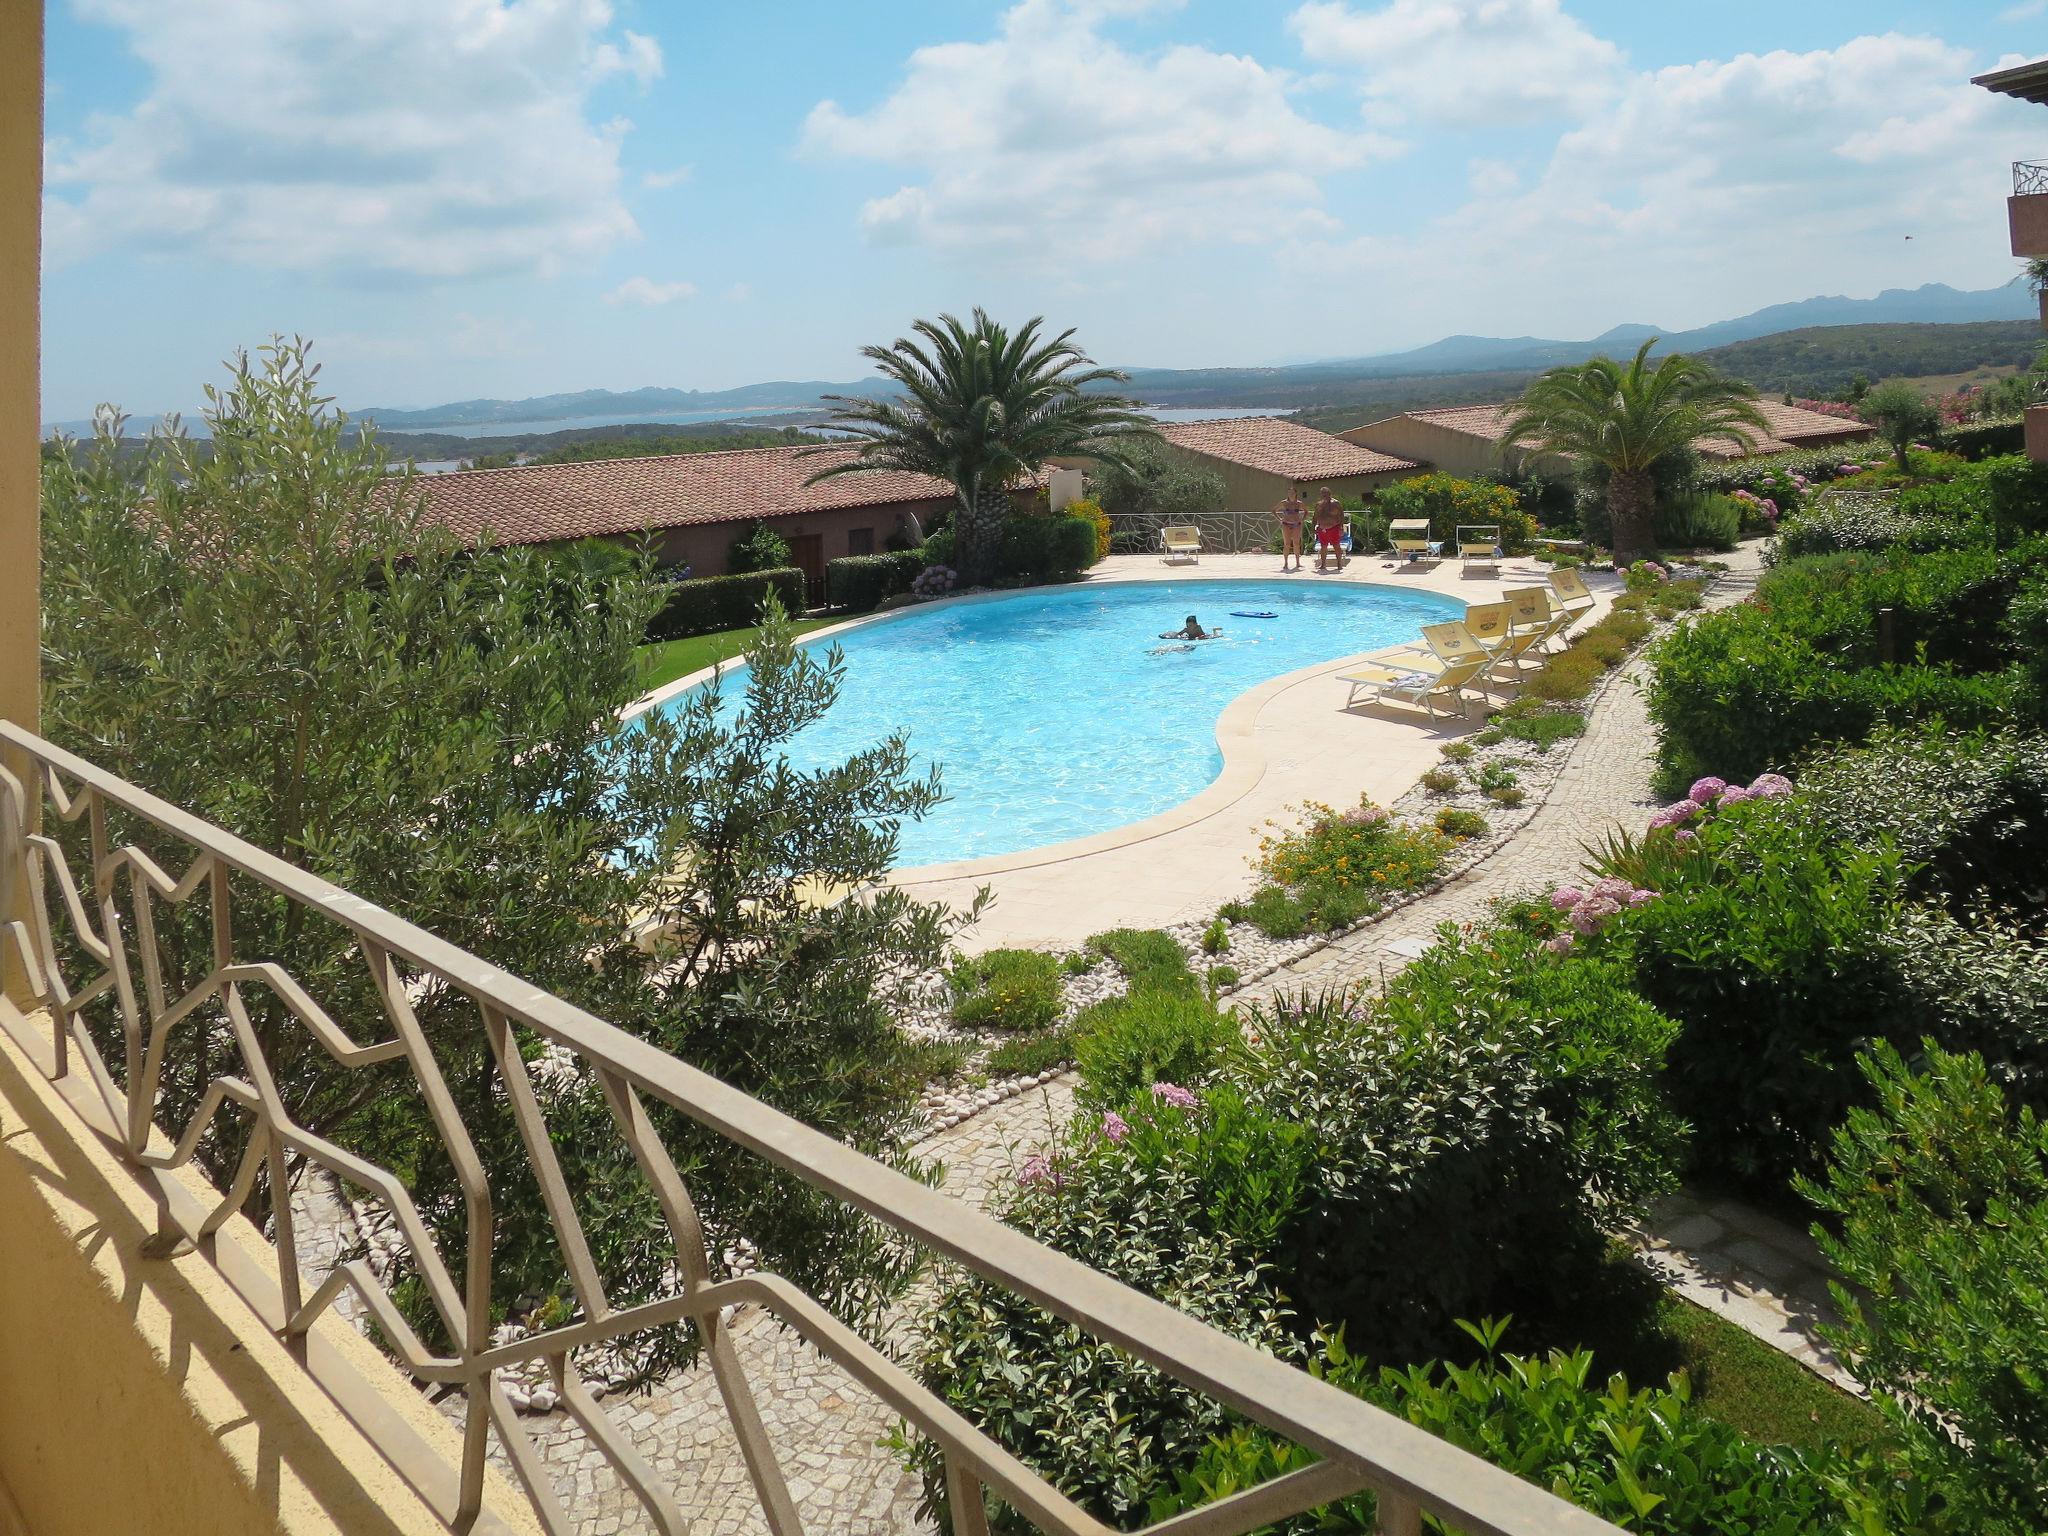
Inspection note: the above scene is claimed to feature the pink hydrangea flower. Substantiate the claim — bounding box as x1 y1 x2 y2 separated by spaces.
1149 1081 1199 1111
1649 799 1703 830
1675 829 1698 845
1101 1111 1131 1144
1747 773 1794 799
1550 885 1586 911
1717 785 1750 804
1569 896 1622 934
1626 888 1657 906
1688 777 1730 803
1543 933 1575 955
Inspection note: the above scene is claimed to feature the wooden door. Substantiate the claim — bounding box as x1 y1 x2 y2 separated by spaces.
787 534 826 608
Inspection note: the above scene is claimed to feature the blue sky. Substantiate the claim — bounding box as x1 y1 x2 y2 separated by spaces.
38 0 2048 419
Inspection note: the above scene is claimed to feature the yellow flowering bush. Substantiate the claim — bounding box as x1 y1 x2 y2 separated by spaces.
1243 799 1451 936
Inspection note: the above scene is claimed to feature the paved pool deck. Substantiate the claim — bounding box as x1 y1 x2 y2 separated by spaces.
886 549 1624 951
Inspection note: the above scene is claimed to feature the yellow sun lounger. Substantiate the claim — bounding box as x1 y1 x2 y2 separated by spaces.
1341 622 1491 720
1388 518 1436 561
1503 586 1577 655
1457 523 1502 575
1549 567 1598 619
1161 524 1202 564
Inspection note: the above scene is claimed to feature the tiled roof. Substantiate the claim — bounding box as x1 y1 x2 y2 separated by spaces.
1155 415 1419 479
405 444 991 546
1399 399 1872 458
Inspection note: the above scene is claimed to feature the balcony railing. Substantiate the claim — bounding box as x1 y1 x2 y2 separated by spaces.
2016 160 2048 196
1108 510 1295 555
0 716 1621 1536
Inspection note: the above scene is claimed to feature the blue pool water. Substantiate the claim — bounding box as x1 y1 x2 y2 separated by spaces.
657 579 1462 868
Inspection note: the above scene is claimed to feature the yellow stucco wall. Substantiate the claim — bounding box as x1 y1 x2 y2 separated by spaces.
1 0 43 1011
0 1010 540 1536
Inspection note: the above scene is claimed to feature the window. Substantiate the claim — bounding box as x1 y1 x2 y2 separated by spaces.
848 527 875 556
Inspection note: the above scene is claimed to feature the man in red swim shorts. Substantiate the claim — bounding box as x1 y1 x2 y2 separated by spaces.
1312 487 1346 572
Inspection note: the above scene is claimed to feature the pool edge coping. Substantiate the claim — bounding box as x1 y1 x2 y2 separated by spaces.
620 572 1466 885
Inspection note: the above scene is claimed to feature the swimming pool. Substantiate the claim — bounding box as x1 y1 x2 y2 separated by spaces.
653 579 1463 868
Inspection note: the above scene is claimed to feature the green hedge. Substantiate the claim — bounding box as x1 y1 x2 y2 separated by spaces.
1774 489 1982 560
1943 415 2026 460
1648 540 2041 786
826 549 926 612
1649 606 2016 789
646 566 807 641
997 511 1100 581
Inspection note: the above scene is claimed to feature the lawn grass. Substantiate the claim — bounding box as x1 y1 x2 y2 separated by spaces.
636 618 838 693
1658 1296 1885 1454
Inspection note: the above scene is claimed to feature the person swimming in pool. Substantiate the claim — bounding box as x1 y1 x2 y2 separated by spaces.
1158 614 1220 641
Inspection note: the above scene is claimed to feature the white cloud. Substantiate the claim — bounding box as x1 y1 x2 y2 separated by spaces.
604 276 696 305
802 0 1387 259
722 281 754 303
45 0 662 281
1285 33 2037 338
1289 0 1624 127
1467 157 1519 197
2001 0 2048 19
642 163 695 189
451 312 532 358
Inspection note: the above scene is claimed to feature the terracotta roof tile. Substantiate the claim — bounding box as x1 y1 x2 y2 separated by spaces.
405 444 1015 546
1399 398 1872 459
1155 415 1419 479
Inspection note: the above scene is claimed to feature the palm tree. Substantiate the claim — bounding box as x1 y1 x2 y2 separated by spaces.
1502 340 1770 566
805 310 1155 583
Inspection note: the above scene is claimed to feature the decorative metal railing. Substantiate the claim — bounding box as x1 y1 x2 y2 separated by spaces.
1109 511 1383 558
0 717 1619 1536
2015 160 2048 196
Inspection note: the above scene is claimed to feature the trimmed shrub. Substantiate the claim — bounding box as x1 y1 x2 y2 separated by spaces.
1978 453 2048 546
1943 415 2026 460
825 549 926 611
1435 807 1488 839
948 948 1065 1033
1241 885 1307 939
1775 488 1981 561
984 1025 1076 1079
1420 765 1459 793
1586 799 1915 1189
1647 542 2038 787
1652 491 1741 552
726 520 791 575
913 940 1686 1530
1802 1044 2048 1532
1067 496 1112 560
1241 944 1684 1362
901 1105 1286 1536
1495 701 1586 751
996 512 1101 581
1072 990 1239 1109
1086 927 1196 994
1525 647 1605 702
1796 726 2048 912
1155 1325 1878 1535
646 567 807 641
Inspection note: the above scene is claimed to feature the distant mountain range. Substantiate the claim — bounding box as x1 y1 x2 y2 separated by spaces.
1331 282 2038 375
44 280 2039 437
336 282 2032 431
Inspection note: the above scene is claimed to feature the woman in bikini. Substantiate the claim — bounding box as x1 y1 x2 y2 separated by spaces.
1275 485 1307 572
